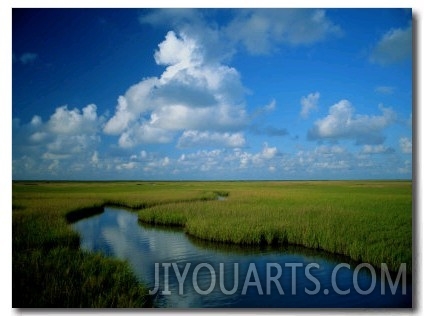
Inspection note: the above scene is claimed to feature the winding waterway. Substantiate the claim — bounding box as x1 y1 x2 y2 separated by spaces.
72 207 412 308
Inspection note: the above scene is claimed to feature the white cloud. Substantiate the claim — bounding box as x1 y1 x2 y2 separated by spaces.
260 142 277 159
370 25 412 65
116 162 138 170
102 96 134 135
140 9 235 64
13 104 104 178
399 137 412 153
177 130 245 148
161 157 170 166
143 156 171 172
140 9 342 58
235 143 278 168
360 144 394 154
29 131 48 143
277 143 410 179
225 9 342 55
155 31 200 69
47 159 60 172
300 92 320 119
176 149 222 170
264 100 276 111
118 132 135 148
117 124 173 148
48 104 99 134
35 105 102 156
13 10 412 181
283 146 352 173
398 160 411 174
170 145 279 176
30 115 42 127
308 100 397 144
104 31 247 148
103 79 158 135
91 151 99 165
46 134 100 155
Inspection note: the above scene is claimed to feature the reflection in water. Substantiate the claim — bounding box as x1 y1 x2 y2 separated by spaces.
72 207 412 308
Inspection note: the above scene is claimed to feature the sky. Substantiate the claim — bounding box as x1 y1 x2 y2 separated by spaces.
12 8 413 180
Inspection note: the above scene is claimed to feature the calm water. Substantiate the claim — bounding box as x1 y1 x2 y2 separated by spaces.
72 207 412 308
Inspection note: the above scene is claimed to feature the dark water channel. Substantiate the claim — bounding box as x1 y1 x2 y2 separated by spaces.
72 207 412 308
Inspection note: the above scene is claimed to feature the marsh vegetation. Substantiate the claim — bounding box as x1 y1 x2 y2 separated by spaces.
12 180 412 307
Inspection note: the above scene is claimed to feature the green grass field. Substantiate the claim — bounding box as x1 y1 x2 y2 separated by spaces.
12 180 412 307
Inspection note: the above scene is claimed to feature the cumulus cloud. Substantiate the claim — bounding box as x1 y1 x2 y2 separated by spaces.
82 143 405 180
225 9 342 55
370 25 412 65
399 137 412 153
235 143 278 169
14 130 411 181
308 100 397 145
29 131 48 143
140 9 235 64
13 104 104 177
30 115 43 127
177 130 245 148
104 31 247 148
140 9 342 58
260 142 278 159
143 156 170 172
283 146 352 174
280 144 405 178
48 104 99 134
172 143 278 175
116 162 138 170
398 160 411 174
117 124 173 148
130 150 148 160
300 92 320 119
91 151 99 165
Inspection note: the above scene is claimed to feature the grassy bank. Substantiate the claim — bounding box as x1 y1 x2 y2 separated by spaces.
12 180 412 307
137 181 412 273
12 181 231 307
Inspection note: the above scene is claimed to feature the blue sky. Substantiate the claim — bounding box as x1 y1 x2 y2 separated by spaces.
12 8 413 180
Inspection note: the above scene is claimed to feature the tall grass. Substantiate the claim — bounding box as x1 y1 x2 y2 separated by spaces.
12 181 230 307
13 180 412 307
13 248 150 307
138 181 412 272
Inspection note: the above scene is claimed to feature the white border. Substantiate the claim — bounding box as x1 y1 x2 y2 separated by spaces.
4 1 430 315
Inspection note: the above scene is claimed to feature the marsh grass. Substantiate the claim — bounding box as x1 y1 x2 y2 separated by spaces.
13 248 151 307
137 181 412 272
13 180 412 307
12 181 230 307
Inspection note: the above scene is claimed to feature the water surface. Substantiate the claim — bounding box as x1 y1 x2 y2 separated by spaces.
72 207 412 308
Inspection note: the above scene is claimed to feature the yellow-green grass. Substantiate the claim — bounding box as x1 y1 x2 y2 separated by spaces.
12 181 231 307
137 181 412 273
13 180 412 307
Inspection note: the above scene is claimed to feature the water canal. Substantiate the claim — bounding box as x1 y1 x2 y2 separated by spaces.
72 207 412 308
